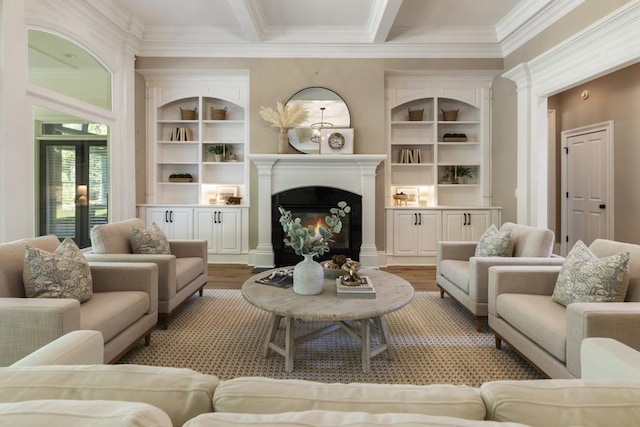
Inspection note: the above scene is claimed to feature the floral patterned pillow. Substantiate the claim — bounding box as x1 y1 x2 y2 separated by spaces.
552 240 630 306
131 223 171 254
474 224 512 257
23 237 93 303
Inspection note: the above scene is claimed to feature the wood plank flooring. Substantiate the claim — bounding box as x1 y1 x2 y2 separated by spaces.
206 264 438 292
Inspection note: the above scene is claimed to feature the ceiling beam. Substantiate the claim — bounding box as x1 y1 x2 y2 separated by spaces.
371 0 403 43
227 0 264 43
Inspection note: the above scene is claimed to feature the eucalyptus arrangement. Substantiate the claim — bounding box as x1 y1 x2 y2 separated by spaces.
278 201 350 257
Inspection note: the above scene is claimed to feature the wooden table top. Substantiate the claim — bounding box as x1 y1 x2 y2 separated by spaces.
241 268 415 322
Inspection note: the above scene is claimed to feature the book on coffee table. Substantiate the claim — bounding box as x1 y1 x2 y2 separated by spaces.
336 276 376 299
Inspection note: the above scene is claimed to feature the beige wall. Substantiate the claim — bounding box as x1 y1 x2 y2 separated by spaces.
134 57 502 255
549 62 640 243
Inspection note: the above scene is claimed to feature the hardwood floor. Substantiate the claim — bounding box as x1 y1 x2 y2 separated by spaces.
206 264 438 292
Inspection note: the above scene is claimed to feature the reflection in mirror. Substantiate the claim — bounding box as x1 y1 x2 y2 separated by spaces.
286 87 350 154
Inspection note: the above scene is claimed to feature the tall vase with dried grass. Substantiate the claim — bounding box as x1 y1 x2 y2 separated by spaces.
259 101 308 154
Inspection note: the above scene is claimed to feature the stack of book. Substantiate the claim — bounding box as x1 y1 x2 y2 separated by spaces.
336 276 376 299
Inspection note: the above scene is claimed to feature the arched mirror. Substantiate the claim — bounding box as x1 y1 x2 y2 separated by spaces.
286 87 350 154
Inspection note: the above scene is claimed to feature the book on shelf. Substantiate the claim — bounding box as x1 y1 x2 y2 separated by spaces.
336 276 376 299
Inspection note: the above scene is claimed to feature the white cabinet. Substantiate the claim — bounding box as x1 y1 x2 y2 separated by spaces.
144 207 193 240
392 210 441 256
385 74 493 208
194 207 242 254
442 210 497 241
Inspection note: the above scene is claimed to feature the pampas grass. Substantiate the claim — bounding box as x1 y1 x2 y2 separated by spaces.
259 101 308 129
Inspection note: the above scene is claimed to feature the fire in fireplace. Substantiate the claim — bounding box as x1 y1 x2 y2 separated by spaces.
272 186 362 267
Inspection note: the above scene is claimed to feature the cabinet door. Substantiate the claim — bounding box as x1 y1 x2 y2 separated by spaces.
168 208 193 239
467 210 491 241
194 209 216 251
442 211 467 241
146 208 172 235
416 211 441 256
217 208 242 254
393 211 419 255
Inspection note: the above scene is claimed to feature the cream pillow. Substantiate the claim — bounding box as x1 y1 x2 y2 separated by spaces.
131 222 171 254
475 225 512 257
23 237 93 303
552 240 630 306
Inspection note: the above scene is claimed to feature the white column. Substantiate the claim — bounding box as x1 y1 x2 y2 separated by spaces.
251 157 277 268
357 160 380 268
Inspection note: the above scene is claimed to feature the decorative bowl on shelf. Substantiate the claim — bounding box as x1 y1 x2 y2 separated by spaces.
320 259 360 279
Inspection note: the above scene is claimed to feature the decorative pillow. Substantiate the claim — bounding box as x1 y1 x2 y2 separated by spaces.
23 237 93 303
131 223 171 254
552 240 630 306
475 224 512 257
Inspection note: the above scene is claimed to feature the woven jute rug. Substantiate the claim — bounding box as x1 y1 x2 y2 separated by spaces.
119 289 541 387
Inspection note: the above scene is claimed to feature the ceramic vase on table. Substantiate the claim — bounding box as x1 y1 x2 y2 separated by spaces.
293 254 324 295
278 128 289 154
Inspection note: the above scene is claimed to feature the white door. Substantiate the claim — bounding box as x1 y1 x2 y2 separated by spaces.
416 211 441 256
562 123 613 253
218 209 242 254
467 211 491 241
393 211 420 255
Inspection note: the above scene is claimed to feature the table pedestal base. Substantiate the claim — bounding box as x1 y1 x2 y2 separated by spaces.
264 314 393 373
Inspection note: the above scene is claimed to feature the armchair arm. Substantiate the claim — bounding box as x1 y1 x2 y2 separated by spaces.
0 298 80 366
89 262 159 314
169 239 207 260
10 330 104 366
488 266 562 316
470 257 566 303
86 254 175 302
566 302 640 378
581 337 640 380
437 241 477 265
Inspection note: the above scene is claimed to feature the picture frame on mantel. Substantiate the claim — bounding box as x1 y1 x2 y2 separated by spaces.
319 128 354 154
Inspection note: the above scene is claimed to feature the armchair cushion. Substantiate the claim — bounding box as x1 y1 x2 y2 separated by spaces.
23 238 92 303
131 222 171 255
90 218 144 254
500 222 554 257
552 240 630 306
475 225 512 257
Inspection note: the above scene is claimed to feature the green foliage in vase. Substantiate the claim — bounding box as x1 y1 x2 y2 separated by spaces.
278 201 350 257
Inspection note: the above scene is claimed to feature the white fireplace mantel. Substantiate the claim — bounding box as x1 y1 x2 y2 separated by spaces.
249 154 386 268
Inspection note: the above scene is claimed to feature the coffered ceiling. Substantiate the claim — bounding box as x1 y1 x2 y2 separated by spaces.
110 0 584 58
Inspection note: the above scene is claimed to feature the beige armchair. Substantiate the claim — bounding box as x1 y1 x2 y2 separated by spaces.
86 218 208 328
489 239 640 379
437 222 563 331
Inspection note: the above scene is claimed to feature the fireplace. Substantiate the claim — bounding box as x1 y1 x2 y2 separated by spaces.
272 186 362 267
248 154 386 268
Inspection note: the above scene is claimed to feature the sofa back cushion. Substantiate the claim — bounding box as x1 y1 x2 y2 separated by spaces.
481 379 640 425
90 218 145 254
0 235 60 298
214 377 486 420
499 222 554 257
0 364 218 427
589 239 640 302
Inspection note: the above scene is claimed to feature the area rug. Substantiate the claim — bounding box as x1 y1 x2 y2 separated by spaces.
119 289 541 387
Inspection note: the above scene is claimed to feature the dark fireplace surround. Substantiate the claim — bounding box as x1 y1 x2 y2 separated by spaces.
272 186 362 267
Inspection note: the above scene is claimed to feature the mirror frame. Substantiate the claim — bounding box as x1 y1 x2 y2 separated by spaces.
285 87 351 154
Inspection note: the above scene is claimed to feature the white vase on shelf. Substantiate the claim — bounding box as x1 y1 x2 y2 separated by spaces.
293 254 324 295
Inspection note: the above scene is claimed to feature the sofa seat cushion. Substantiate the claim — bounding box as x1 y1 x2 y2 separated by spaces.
185 410 529 427
80 291 149 343
495 294 567 362
0 399 172 427
214 377 486 420
176 257 205 291
0 364 218 427
481 379 640 426
440 260 470 294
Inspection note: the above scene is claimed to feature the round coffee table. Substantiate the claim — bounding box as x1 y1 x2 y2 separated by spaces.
241 268 414 373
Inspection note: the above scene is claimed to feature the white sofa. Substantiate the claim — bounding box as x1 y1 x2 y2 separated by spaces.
2 332 640 426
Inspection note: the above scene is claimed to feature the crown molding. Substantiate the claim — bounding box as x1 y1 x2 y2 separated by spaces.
497 0 584 57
